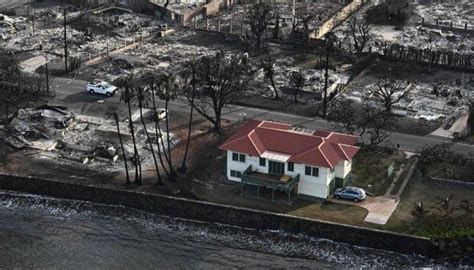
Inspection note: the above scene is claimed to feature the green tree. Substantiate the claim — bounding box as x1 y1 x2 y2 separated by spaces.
190 52 250 133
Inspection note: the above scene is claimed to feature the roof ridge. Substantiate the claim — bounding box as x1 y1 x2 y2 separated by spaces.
318 139 334 168
248 129 264 155
220 120 263 148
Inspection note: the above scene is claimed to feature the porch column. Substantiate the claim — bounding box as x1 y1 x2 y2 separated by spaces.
257 186 260 199
288 191 290 204
272 188 275 202
240 182 243 195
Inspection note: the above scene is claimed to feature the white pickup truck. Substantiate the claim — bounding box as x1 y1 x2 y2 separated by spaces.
86 80 118 97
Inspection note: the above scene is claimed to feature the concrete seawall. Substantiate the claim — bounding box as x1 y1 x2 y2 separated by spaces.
0 173 435 257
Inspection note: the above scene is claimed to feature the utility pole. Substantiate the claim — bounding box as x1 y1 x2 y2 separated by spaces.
63 0 68 73
322 33 334 118
45 59 50 93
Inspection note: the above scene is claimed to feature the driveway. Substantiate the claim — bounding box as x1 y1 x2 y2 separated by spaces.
329 196 399 225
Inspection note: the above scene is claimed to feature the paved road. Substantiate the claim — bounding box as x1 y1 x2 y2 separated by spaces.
51 77 474 154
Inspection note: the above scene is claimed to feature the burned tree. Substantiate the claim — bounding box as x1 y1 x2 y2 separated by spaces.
105 106 130 185
348 15 374 55
142 71 171 178
243 1 274 50
116 74 142 185
0 51 53 123
289 70 305 103
190 52 250 133
179 58 200 173
370 79 410 113
132 80 163 186
261 58 279 100
157 71 179 180
322 32 336 118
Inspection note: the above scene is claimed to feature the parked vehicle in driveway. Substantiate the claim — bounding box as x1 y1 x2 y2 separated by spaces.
334 186 366 202
86 80 117 96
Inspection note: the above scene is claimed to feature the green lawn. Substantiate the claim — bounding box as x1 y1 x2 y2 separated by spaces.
382 176 474 238
351 147 406 196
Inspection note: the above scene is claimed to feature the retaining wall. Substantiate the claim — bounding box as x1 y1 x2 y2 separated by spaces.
0 173 436 257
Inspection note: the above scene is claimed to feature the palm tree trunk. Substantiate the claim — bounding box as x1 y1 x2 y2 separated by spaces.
165 99 177 180
127 100 140 185
114 115 130 185
140 104 163 185
151 89 170 177
179 77 196 173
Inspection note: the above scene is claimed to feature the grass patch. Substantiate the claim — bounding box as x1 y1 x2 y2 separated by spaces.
384 176 474 237
351 147 405 196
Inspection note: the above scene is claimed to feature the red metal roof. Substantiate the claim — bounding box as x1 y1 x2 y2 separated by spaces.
219 120 360 169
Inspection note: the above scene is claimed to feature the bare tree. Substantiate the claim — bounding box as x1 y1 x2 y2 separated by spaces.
370 79 410 113
243 0 274 49
347 15 374 55
261 58 279 100
105 106 130 185
190 52 250 133
289 70 305 103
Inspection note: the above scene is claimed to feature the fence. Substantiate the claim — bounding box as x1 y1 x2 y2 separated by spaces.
378 42 473 71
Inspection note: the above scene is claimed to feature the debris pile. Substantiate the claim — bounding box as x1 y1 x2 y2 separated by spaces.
1 6 160 64
346 79 473 121
0 105 178 171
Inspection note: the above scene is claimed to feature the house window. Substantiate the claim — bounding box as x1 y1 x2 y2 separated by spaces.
239 154 246 162
259 158 266 166
232 152 239 161
305 166 319 177
230 170 242 178
287 162 294 172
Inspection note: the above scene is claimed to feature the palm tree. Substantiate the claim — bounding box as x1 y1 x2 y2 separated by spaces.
157 71 179 180
432 194 456 218
105 106 130 185
411 201 429 219
143 71 171 178
178 58 199 173
116 73 141 185
132 82 163 186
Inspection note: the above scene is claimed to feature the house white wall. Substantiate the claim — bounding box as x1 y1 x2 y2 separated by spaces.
335 160 352 179
226 151 344 199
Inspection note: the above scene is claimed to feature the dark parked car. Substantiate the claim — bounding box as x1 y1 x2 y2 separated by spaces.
334 186 366 202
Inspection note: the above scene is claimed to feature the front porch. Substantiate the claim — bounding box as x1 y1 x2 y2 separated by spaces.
241 165 300 204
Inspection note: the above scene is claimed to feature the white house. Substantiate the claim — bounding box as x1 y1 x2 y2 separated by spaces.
219 120 360 201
